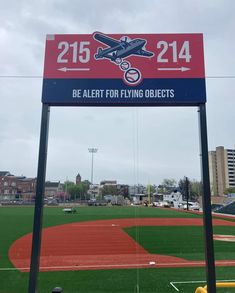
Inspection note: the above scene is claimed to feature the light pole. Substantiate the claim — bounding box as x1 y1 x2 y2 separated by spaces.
88 148 98 185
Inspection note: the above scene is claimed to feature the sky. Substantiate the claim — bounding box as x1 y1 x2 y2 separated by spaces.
0 0 235 186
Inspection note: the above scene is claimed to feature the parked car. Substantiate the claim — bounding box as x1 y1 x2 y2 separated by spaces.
153 201 171 208
183 202 200 211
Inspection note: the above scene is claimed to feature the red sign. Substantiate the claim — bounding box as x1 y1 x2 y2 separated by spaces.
42 33 206 106
44 33 205 81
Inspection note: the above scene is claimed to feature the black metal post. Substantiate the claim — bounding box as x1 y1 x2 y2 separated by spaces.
198 103 216 293
28 103 50 293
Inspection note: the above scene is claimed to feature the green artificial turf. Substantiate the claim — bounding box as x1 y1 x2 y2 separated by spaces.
0 206 200 267
0 206 200 292
0 206 234 292
1 266 234 293
124 225 235 261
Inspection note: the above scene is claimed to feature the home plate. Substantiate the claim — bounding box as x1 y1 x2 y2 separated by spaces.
149 261 156 266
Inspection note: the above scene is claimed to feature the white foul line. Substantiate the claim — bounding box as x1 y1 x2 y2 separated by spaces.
71 224 119 227
0 262 157 272
170 282 180 291
5 260 235 272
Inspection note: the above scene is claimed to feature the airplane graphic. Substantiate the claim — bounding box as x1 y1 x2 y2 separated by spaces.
93 33 154 63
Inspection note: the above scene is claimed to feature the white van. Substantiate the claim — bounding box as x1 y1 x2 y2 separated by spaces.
183 202 200 211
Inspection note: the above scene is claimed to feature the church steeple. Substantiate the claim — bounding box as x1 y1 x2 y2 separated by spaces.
76 173 81 185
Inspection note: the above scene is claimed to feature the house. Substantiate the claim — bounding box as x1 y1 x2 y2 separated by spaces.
44 181 63 198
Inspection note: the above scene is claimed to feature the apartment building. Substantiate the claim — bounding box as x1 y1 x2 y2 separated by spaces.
209 146 235 196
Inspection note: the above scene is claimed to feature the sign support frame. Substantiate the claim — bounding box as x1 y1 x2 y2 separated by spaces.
28 103 216 293
198 103 216 293
28 104 50 293
28 33 216 293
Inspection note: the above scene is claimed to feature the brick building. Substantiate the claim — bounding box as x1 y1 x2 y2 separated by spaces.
44 181 63 198
0 171 36 200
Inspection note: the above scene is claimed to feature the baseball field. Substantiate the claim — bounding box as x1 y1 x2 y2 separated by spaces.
1 206 235 293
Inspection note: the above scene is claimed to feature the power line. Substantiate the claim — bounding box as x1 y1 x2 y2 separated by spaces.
0 75 42 78
206 76 235 79
0 75 235 79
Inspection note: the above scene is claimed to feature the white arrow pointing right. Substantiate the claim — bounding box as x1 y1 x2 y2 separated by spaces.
158 67 190 72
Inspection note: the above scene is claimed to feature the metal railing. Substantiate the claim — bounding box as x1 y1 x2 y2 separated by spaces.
195 282 235 292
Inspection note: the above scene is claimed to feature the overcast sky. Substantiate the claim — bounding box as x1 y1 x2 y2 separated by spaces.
0 0 235 186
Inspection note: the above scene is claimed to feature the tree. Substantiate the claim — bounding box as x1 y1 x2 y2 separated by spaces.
117 185 129 198
178 177 201 201
67 184 80 200
190 179 202 200
66 180 90 200
178 176 190 210
147 185 155 194
63 180 74 192
102 185 117 196
79 181 90 199
224 187 235 195
178 177 189 200
159 178 177 194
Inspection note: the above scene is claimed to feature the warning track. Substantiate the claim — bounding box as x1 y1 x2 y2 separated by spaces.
9 218 235 272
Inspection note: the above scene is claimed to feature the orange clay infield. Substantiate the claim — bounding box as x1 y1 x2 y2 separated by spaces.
9 217 235 272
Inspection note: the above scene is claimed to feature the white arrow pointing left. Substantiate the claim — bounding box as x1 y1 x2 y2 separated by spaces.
58 67 90 72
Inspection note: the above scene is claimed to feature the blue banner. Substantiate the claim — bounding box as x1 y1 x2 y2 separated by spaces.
42 78 206 106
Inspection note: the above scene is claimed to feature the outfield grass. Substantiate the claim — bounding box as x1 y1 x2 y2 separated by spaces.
0 206 234 292
125 226 235 261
